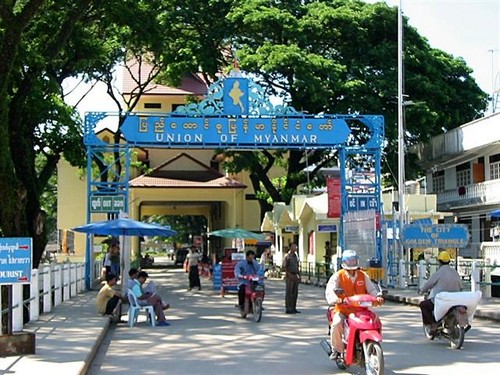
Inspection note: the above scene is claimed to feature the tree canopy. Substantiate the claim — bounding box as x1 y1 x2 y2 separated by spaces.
224 0 487 215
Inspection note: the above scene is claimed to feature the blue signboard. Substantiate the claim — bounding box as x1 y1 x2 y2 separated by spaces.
120 114 351 148
318 224 338 232
0 237 32 284
401 224 469 248
345 195 379 211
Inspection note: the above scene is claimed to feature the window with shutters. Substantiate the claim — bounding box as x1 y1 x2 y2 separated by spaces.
456 162 471 187
432 170 445 193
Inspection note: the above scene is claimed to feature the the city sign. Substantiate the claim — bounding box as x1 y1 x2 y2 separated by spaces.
0 237 33 285
401 224 469 248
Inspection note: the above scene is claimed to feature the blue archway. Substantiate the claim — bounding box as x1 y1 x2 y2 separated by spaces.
83 70 384 288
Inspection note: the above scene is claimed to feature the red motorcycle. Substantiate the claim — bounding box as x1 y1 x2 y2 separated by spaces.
239 274 265 322
321 292 384 375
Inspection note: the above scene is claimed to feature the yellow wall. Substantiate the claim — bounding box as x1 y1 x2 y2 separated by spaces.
57 158 88 258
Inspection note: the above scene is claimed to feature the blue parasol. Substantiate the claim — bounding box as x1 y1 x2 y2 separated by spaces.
207 227 265 240
73 218 176 237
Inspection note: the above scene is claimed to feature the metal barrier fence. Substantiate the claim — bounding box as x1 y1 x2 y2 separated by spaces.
298 259 499 299
299 262 333 285
396 258 498 298
0 261 102 333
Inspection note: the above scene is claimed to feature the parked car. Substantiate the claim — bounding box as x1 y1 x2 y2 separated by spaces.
174 248 189 266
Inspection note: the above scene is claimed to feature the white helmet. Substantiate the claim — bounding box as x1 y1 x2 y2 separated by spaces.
341 250 359 270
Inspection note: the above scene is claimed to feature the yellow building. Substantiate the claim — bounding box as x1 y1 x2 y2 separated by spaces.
58 64 284 261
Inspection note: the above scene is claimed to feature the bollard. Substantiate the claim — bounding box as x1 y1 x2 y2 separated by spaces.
70 263 77 297
43 266 52 313
399 259 405 288
418 260 426 289
63 264 70 301
76 264 82 293
484 259 491 298
471 261 480 292
54 265 62 306
29 269 40 322
12 283 23 332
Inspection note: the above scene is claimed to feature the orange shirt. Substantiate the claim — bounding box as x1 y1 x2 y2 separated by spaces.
335 269 368 315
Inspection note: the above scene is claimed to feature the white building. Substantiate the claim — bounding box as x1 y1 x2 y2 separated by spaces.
411 112 500 258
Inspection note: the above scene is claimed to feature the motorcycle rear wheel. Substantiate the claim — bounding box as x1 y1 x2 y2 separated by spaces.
253 297 263 322
364 341 384 375
449 324 465 349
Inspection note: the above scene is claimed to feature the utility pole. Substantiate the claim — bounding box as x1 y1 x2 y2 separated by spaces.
489 49 499 114
397 0 406 288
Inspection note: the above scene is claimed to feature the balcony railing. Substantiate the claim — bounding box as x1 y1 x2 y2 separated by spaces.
436 179 500 210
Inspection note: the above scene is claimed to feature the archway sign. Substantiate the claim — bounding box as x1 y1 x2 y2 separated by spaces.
83 70 384 288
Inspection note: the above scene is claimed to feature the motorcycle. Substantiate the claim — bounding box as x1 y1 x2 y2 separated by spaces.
239 274 265 322
321 289 384 375
422 290 481 350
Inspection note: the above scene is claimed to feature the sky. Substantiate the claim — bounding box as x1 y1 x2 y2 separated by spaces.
377 0 500 100
66 0 500 115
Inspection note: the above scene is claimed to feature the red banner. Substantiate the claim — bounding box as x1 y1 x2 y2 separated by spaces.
327 177 341 218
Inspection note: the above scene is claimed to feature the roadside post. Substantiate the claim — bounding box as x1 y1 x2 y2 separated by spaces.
0 237 36 356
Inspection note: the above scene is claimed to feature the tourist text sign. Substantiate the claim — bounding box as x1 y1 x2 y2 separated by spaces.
401 224 469 248
0 237 32 284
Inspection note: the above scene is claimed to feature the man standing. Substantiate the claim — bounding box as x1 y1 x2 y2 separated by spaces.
186 245 202 291
324 241 332 277
283 243 301 314
103 241 120 278
96 273 124 322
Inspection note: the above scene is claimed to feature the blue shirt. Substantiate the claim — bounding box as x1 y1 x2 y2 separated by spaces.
234 259 262 286
131 279 143 298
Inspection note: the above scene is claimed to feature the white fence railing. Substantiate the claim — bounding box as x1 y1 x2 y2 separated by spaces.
398 258 497 298
1 261 102 333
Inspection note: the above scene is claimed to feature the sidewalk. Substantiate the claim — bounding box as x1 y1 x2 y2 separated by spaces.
0 290 110 375
1 278 499 375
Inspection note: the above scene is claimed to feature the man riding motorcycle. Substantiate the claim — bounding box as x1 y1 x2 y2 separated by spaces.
325 250 384 360
418 250 462 334
234 250 262 312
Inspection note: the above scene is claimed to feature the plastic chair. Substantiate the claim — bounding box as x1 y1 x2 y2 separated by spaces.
127 289 156 327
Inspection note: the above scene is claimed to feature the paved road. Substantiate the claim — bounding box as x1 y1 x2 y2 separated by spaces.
89 268 500 375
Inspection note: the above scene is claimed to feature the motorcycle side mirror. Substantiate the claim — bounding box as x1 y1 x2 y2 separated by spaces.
334 288 346 298
380 289 388 297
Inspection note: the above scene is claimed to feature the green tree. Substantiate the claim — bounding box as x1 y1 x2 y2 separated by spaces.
223 0 488 217
0 0 180 268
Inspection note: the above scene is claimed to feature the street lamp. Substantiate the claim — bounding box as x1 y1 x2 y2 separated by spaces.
397 0 406 288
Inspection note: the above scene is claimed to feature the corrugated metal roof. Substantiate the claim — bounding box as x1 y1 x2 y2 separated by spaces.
130 175 245 188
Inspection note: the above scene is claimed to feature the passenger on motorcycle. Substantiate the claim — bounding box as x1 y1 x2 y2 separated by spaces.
325 250 384 360
418 251 462 334
234 250 262 311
